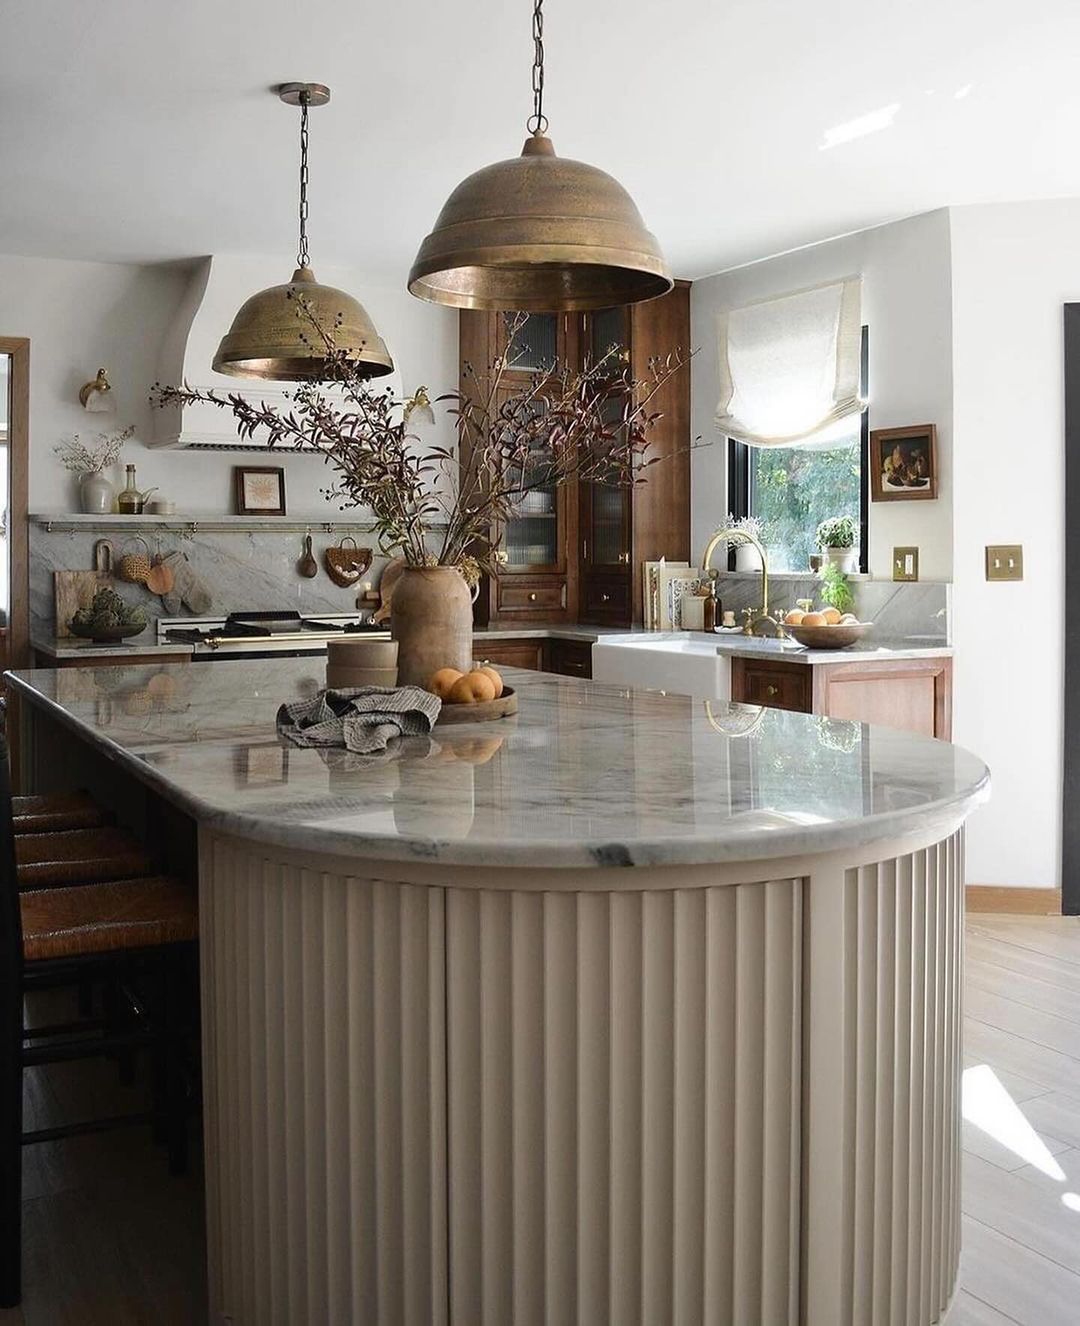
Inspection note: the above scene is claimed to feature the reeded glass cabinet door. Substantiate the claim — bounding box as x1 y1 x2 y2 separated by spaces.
499 313 561 374
494 388 564 572
585 306 630 369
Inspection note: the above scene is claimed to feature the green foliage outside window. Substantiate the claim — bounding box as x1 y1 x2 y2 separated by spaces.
749 438 861 572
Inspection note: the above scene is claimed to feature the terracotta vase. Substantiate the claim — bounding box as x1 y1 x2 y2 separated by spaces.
390 565 473 687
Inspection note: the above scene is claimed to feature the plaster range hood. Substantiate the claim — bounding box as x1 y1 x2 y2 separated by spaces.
151 255 403 451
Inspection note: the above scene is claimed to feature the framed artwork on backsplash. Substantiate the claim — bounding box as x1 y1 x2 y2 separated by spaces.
869 424 938 501
234 465 286 516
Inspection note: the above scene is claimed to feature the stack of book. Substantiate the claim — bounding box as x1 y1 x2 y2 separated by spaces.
642 560 701 630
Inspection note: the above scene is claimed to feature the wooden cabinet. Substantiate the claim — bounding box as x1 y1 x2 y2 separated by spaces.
730 655 953 740
730 657 812 713
812 658 953 740
471 636 594 679
471 638 546 672
546 638 593 679
460 285 690 629
578 285 692 628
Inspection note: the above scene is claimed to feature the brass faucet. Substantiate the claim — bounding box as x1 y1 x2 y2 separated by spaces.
699 525 782 637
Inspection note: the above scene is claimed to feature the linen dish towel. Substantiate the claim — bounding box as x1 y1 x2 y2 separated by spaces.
277 685 442 755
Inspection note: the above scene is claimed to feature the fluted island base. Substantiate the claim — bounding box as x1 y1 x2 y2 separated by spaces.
199 826 963 1326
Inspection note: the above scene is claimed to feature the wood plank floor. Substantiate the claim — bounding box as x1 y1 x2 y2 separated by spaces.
0 915 1077 1323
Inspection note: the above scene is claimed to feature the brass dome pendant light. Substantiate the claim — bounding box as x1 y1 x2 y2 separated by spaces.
213 83 394 381
408 0 672 312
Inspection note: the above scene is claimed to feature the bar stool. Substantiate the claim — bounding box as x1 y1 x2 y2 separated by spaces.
0 752 198 1309
15 826 154 889
12 791 113 835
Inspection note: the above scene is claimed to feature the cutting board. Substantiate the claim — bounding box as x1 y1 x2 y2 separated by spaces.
54 570 112 638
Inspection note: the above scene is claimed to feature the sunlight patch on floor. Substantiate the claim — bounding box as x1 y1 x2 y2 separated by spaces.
962 1063 1065 1179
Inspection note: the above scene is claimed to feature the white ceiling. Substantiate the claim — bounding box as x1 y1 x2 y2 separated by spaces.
3 0 1080 282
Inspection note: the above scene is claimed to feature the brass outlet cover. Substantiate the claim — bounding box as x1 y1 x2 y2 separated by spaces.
985 545 1023 581
893 547 919 582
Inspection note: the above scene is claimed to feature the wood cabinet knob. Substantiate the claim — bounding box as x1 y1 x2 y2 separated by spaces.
600 593 610 603
766 685 778 698
529 592 537 601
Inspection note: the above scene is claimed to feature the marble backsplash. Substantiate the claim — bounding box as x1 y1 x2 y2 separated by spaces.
712 575 950 642
31 526 397 638
31 526 950 644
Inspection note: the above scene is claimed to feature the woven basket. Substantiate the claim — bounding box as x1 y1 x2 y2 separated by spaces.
117 536 152 585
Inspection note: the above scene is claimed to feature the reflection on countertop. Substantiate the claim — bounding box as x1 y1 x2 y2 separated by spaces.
7 658 986 872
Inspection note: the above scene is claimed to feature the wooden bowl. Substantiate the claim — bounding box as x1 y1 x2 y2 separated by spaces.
785 621 873 650
435 686 519 725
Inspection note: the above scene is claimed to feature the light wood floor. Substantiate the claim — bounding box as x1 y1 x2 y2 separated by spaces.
0 915 1077 1324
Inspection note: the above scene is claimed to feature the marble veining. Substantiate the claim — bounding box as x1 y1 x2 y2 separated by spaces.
8 660 988 870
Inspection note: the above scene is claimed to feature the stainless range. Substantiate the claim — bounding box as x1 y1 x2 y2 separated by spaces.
156 611 391 660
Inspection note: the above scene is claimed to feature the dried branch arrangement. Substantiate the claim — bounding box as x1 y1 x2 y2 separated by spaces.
153 301 690 572
54 425 136 475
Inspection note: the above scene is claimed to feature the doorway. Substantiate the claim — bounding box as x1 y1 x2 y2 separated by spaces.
0 339 29 673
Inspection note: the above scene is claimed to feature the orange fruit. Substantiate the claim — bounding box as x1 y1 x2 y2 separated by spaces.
448 671 498 704
429 667 464 699
478 665 504 698
821 607 842 625
784 609 805 626
802 611 827 626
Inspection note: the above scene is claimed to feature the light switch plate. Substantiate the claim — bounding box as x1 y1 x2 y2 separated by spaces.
985 545 1023 581
893 546 919 581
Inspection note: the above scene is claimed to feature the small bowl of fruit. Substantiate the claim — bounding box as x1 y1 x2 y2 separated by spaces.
783 606 872 650
68 587 148 645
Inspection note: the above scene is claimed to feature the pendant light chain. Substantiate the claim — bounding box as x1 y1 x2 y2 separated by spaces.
527 0 548 136
297 91 311 270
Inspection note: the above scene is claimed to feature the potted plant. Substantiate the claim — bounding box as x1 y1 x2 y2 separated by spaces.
54 425 135 514
154 307 689 685
726 514 766 572
815 515 858 574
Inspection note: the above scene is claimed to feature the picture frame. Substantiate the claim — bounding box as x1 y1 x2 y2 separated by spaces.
869 425 938 502
234 465 286 516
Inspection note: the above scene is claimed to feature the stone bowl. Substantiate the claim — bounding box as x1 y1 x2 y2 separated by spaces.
785 621 873 650
68 621 147 645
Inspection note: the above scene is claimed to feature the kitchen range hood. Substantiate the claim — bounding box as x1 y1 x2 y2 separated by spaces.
151 256 402 451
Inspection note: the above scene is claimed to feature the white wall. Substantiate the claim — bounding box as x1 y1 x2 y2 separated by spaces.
0 251 457 516
949 200 1080 890
690 211 954 579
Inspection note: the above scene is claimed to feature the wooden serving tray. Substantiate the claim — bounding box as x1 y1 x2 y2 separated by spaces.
435 686 519 725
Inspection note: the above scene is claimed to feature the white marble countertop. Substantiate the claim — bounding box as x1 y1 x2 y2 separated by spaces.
31 622 950 662
7 659 987 871
596 630 953 665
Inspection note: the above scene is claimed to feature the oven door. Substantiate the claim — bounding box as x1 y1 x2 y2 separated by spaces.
191 645 330 662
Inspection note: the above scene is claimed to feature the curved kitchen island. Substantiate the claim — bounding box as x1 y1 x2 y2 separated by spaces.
7 660 989 1326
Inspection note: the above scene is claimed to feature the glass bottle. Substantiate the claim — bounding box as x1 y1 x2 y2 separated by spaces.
703 583 716 632
117 464 141 515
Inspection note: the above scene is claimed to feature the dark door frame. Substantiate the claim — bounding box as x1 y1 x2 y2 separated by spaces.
0 338 29 671
1062 306 1080 914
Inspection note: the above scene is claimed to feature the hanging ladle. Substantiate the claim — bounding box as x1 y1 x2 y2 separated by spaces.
297 532 319 579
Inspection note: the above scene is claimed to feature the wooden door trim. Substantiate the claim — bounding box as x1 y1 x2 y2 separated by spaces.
0 337 29 670
1063 305 1080 915
966 885 1062 914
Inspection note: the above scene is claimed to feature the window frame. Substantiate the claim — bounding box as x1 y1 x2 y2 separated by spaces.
727 325 869 575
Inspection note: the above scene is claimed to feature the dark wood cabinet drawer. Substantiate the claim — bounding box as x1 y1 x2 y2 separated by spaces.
472 639 545 671
730 658 811 713
495 576 566 617
547 638 593 679
580 572 631 625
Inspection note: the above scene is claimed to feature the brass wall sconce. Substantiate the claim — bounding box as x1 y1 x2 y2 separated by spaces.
78 368 115 413
403 386 435 428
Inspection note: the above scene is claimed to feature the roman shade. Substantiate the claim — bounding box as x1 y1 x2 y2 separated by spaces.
714 276 865 448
